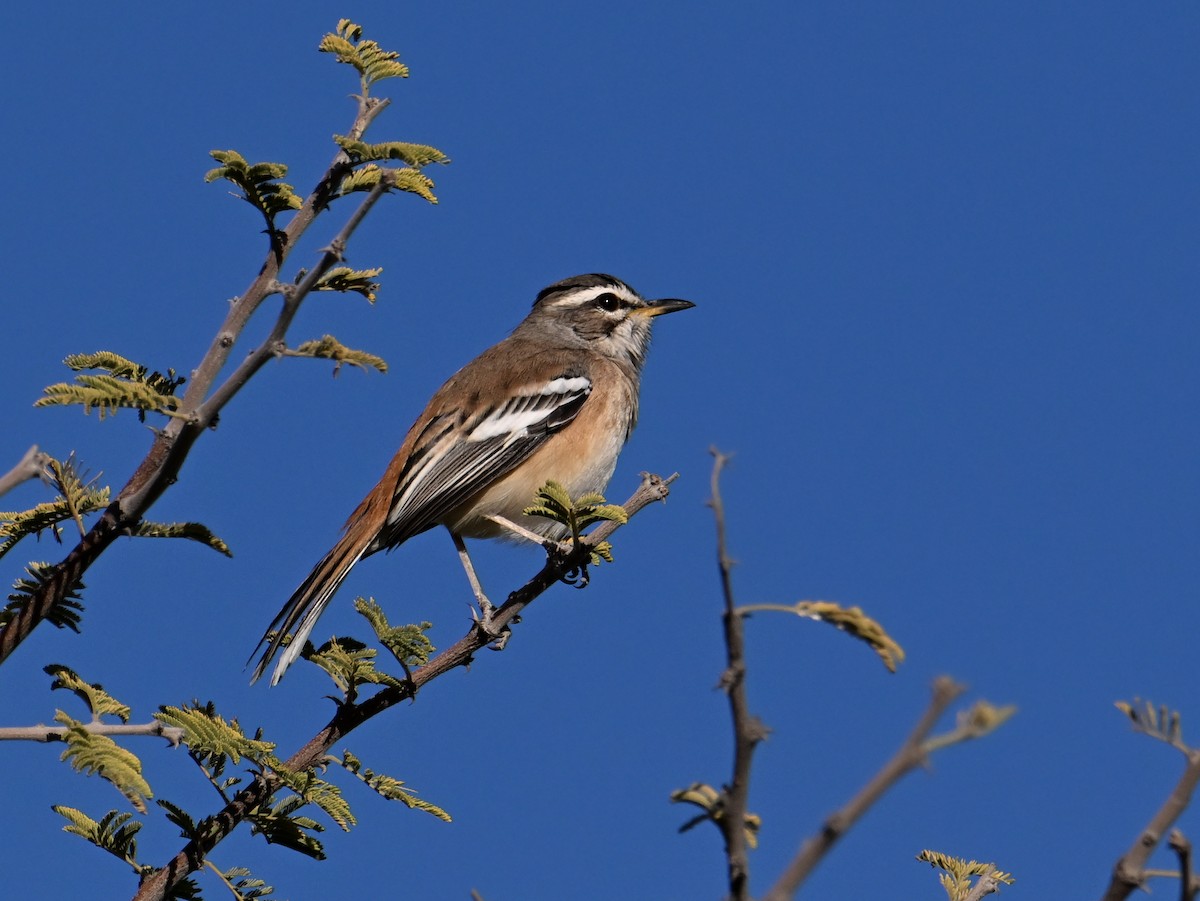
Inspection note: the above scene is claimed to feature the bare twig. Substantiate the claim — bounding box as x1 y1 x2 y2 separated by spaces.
0 445 51 499
709 449 764 901
0 98 394 667
761 676 967 901
1102 749 1200 901
130 472 675 901
0 720 184 745
963 873 1003 901
1169 829 1199 901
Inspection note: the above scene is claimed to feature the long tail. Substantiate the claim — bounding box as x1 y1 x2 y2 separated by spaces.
249 533 370 686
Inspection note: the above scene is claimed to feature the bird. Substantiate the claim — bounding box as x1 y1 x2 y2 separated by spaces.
251 273 694 685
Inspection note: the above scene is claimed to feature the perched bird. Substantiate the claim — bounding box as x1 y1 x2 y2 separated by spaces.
251 273 694 685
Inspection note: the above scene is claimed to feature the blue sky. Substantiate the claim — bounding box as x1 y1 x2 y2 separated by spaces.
2 3 1199 899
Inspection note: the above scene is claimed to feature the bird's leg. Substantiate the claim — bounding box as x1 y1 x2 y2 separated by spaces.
485 513 582 585
449 529 509 647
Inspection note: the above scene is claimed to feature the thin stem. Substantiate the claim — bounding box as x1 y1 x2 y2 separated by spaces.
1102 749 1200 901
709 449 761 901
0 721 183 744
761 677 966 901
0 445 50 499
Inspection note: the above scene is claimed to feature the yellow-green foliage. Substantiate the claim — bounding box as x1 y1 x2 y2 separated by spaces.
205 150 301 225
738 600 906 674
291 336 388 374
307 637 407 696
46 663 132 722
333 135 449 167
353 597 433 668
134 520 233 557
0 455 110 560
52 806 147 874
155 703 277 766
319 20 409 89
313 266 384 301
37 353 186 421
524 480 627 566
670 782 761 848
1 562 85 632
338 164 440 203
56 711 153 813
917 849 1015 900
339 751 451 822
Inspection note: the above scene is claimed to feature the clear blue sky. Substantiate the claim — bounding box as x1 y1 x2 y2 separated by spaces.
2 3 1198 899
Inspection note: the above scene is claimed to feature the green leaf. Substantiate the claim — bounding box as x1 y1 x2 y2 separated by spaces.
313 266 383 301
0 454 110 560
37 373 183 421
337 165 439 204
156 798 201 841
0 562 85 632
52 806 146 873
134 521 233 557
56 711 153 813
916 849 1015 900
354 598 433 668
332 135 449 167
205 149 301 229
319 20 409 90
45 664 131 722
338 750 451 822
307 636 407 696
245 794 326 859
211 865 277 901
155 702 277 766
523 480 628 543
290 336 388 374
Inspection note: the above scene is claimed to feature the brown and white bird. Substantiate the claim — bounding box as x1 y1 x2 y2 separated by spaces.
251 273 694 684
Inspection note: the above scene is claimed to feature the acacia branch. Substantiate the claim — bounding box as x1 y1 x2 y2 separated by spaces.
131 473 676 901
0 97 393 667
761 676 967 901
0 445 51 499
708 449 764 901
1101 748 1200 901
0 720 184 745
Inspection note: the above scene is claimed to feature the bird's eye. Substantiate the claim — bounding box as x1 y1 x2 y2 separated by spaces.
594 292 623 313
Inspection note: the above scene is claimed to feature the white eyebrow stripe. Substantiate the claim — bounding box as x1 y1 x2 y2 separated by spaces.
467 377 592 441
542 285 636 308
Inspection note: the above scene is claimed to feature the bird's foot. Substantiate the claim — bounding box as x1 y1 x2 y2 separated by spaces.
548 540 590 589
471 595 512 649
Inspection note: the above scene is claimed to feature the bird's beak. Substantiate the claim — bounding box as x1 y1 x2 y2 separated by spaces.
636 298 696 317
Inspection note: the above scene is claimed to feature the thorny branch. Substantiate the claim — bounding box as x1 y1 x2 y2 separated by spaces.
708 449 765 901
131 472 676 901
0 720 184 745
0 97 392 666
1101 748 1200 901
0 445 52 500
761 676 968 901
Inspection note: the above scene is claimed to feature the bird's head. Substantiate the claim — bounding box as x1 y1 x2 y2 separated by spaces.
524 273 695 369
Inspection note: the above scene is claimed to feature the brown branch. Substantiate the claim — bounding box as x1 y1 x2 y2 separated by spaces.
1169 829 1199 901
761 676 967 901
1101 748 1200 901
130 473 676 901
0 97 394 667
963 873 1003 901
0 445 51 499
0 720 183 745
708 449 764 901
